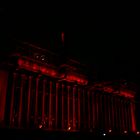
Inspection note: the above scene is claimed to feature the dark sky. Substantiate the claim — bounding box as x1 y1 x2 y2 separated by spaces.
0 7 140 82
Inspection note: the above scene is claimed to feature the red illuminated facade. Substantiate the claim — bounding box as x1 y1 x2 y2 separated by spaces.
0 41 137 134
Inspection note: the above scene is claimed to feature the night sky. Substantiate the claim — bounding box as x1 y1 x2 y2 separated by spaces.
0 7 140 83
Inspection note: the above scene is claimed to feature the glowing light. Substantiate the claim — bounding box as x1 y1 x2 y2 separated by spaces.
121 91 134 98
39 124 42 129
36 55 39 59
109 129 112 133
41 67 46 73
67 126 71 131
137 131 140 135
124 130 127 133
103 133 106 136
77 78 80 82
66 74 88 85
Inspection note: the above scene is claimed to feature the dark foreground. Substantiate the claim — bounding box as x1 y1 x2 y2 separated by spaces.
0 128 139 140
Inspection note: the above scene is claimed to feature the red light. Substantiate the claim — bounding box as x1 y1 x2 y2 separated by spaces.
109 129 112 133
33 64 38 70
41 67 46 73
18 59 24 66
60 74 65 78
121 91 134 98
67 75 73 81
51 71 56 76
25 61 30 67
69 75 73 80
77 78 80 83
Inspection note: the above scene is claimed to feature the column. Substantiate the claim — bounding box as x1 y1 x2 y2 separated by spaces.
18 74 25 127
130 101 136 132
67 85 70 127
61 84 64 129
78 88 81 129
104 95 108 129
99 94 102 128
83 89 86 129
9 73 17 127
121 99 125 131
73 86 76 130
34 77 39 125
111 96 114 129
27 76 32 127
88 91 90 129
118 98 121 130
95 94 99 128
49 81 52 128
127 101 131 131
92 92 95 129
0 70 9 126
55 83 59 128
106 95 112 129
114 97 118 130
42 79 46 123
118 98 122 131
124 100 128 131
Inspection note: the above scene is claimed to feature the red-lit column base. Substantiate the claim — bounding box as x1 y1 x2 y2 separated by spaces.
18 74 25 127
55 83 59 129
73 86 76 130
42 79 46 123
27 76 32 127
10 73 17 127
49 81 52 129
78 88 81 129
61 84 64 129
35 77 39 125
67 85 70 128
130 101 136 132
88 91 90 129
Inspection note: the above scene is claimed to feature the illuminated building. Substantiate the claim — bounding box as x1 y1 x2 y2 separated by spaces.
0 40 138 135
